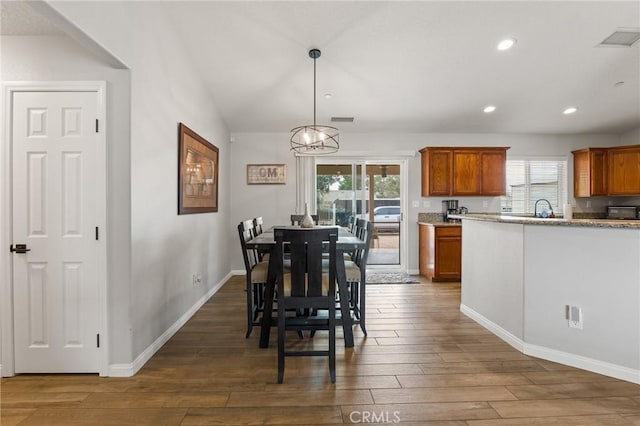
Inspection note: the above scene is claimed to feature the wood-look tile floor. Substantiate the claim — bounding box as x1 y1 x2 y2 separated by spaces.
2 275 640 425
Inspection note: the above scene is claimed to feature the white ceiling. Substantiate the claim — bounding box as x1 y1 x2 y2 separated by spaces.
0 1 63 35
4 1 640 135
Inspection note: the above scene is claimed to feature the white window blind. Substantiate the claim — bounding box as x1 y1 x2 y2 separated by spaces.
501 159 568 214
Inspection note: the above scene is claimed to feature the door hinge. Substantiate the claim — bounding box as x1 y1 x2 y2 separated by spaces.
97 334 100 348
95 226 99 241
95 119 99 133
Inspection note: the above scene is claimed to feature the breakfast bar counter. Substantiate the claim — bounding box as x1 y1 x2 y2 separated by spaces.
453 213 640 229
456 214 640 384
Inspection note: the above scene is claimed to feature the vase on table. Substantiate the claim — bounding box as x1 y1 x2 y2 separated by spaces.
301 203 314 228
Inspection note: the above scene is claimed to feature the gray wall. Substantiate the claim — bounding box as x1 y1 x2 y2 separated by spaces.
1 35 134 364
24 0 233 366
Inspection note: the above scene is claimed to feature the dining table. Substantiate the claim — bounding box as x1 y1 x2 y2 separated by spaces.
245 225 367 348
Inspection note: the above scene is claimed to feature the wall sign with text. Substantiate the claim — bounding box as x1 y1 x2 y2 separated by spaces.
246 164 286 185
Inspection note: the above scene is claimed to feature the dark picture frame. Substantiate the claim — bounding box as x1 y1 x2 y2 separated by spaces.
178 123 219 214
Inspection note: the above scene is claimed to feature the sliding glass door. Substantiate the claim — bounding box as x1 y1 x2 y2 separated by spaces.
316 163 366 228
315 160 403 268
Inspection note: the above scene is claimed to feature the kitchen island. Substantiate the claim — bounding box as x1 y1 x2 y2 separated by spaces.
455 214 640 384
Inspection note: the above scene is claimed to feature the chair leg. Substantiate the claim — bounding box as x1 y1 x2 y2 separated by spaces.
329 306 336 384
277 307 285 384
245 278 253 338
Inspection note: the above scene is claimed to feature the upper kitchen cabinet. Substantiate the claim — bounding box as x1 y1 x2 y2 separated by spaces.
608 145 640 196
452 150 481 195
572 148 608 197
572 144 640 197
421 148 452 196
420 147 509 196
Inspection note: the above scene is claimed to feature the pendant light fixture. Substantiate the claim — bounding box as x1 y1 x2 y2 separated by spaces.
290 49 339 155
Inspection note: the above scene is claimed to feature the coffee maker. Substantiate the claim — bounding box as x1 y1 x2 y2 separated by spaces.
442 199 459 222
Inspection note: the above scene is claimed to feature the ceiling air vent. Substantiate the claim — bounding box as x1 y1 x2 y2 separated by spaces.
331 117 354 123
598 29 640 47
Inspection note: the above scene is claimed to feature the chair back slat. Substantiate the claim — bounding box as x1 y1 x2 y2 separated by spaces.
238 219 260 272
274 227 337 298
352 220 374 268
253 217 264 235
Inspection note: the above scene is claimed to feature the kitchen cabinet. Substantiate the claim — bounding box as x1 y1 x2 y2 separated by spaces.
572 144 640 197
481 150 509 195
420 147 509 196
421 149 452 196
608 145 640 196
419 223 461 282
572 148 608 197
452 150 481 195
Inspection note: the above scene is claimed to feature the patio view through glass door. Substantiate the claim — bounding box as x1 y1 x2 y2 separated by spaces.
316 162 401 266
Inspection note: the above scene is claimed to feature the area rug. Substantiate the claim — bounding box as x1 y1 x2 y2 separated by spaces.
366 272 420 284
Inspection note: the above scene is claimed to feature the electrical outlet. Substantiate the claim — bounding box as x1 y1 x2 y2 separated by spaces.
567 305 583 329
412 200 420 208
586 200 591 208
423 200 431 208
482 200 488 208
192 273 201 286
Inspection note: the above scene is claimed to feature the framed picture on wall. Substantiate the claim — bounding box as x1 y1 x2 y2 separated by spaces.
246 164 286 185
178 123 219 214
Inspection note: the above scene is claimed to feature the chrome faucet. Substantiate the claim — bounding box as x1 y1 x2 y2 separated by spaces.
534 199 554 218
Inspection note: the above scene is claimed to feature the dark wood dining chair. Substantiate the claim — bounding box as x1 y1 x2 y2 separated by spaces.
344 219 374 335
290 214 319 226
238 219 268 338
273 227 338 383
252 217 269 261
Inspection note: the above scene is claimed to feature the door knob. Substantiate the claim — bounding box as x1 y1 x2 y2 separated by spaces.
10 244 30 254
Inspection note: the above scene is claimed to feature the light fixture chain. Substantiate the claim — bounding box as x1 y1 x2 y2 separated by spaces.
313 54 316 128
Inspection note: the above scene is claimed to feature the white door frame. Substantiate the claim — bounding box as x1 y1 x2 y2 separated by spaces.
1 81 108 377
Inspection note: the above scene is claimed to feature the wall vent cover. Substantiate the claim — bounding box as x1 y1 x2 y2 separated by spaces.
331 117 354 123
598 30 640 47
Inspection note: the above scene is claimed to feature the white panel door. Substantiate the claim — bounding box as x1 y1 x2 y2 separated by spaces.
12 91 101 373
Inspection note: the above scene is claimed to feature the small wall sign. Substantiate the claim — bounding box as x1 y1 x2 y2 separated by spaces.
246 164 286 185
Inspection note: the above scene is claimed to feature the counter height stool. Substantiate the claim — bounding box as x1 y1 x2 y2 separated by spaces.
344 219 374 335
273 227 338 383
238 219 268 338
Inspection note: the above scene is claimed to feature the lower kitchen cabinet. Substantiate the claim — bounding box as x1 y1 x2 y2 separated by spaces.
419 223 461 282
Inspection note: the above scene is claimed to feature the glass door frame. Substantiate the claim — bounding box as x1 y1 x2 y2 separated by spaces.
312 157 408 272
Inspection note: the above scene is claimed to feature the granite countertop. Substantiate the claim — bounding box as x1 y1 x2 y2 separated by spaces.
417 221 462 227
450 214 640 229
416 212 462 227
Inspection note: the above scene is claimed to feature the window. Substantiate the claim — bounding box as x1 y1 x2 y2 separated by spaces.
501 159 568 214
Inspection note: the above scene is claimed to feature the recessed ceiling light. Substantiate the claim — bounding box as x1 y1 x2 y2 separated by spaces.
324 93 332 99
483 105 496 113
614 81 625 87
497 38 516 51
563 107 578 115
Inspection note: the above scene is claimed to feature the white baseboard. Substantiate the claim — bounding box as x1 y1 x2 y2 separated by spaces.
460 303 524 352
406 269 420 275
231 269 246 276
524 343 640 385
460 303 640 385
107 271 232 377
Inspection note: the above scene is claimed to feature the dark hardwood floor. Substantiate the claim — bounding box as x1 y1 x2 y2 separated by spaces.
2 275 640 425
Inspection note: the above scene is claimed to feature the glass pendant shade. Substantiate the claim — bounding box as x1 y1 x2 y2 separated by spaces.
290 49 339 155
